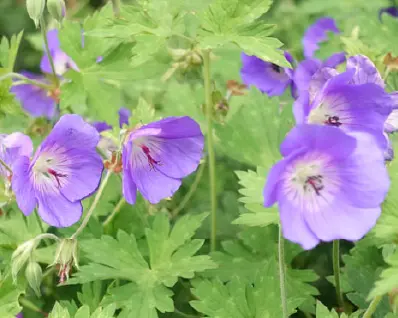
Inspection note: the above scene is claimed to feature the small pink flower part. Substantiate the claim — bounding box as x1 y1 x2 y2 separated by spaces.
12 114 103 227
122 116 204 204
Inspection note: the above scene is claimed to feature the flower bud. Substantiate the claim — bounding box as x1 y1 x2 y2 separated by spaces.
47 0 66 24
11 239 39 283
51 239 79 283
25 261 43 297
26 0 46 28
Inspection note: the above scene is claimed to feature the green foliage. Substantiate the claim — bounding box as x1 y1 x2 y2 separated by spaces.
48 302 117 318
0 272 23 318
234 167 278 227
341 239 390 317
67 213 216 316
315 301 363 318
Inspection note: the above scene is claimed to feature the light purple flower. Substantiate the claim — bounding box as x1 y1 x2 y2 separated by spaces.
12 114 103 227
379 7 398 20
40 29 78 76
122 116 204 204
0 133 32 178
240 51 294 96
297 69 392 148
346 55 384 87
264 124 389 249
303 17 340 58
11 72 58 119
16 313 23 318
118 107 131 128
92 122 112 133
385 93 398 133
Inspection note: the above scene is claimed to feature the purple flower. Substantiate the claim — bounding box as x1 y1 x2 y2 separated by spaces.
346 55 384 87
12 114 103 227
303 17 340 58
118 107 131 128
40 29 78 76
240 51 294 96
379 7 398 20
11 72 58 119
302 70 392 148
92 122 112 133
122 116 204 204
16 313 23 318
384 132 394 161
385 93 398 133
0 133 32 178
263 124 389 249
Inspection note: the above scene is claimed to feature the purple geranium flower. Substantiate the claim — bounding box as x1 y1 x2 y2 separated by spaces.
16 313 23 318
301 69 392 147
40 29 78 76
0 133 32 179
118 107 131 128
379 7 398 20
11 72 58 119
12 114 103 227
303 17 340 58
346 55 384 87
240 51 294 96
264 124 389 249
122 116 204 204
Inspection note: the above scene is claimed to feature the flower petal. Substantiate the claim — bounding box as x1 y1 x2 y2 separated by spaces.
118 107 131 128
322 52 346 68
12 156 37 216
122 144 137 205
346 55 384 87
303 17 340 58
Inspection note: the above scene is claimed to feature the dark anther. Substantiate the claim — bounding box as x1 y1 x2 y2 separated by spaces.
304 175 324 195
325 115 342 127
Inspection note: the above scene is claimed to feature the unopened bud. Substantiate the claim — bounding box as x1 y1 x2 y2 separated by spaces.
51 239 79 283
26 0 46 28
47 0 66 23
168 48 188 61
25 261 43 297
11 239 39 283
189 51 202 65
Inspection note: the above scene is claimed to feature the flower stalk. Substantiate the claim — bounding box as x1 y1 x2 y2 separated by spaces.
111 0 121 17
333 240 345 311
40 17 59 86
278 226 288 318
202 49 217 252
103 196 126 228
363 295 383 318
71 169 113 239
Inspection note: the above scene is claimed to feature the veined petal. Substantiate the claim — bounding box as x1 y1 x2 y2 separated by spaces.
12 156 37 215
346 55 384 87
122 143 137 204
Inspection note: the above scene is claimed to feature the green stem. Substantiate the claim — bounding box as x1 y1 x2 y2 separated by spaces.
103 197 126 227
19 296 46 314
0 158 12 175
71 169 113 239
40 17 59 87
333 240 345 311
0 72 52 90
363 295 383 318
111 0 121 17
384 67 391 82
278 226 288 318
202 50 217 252
172 162 205 217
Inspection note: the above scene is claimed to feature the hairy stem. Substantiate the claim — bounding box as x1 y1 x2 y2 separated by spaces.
40 17 59 86
103 197 126 227
363 295 383 318
278 226 288 318
333 240 345 311
202 50 217 252
0 158 12 175
0 72 52 90
71 169 113 239
172 162 205 218
111 0 121 17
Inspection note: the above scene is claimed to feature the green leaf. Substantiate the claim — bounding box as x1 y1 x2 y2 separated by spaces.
0 31 23 71
315 301 338 318
203 226 319 314
216 88 294 167
0 272 23 318
341 240 390 317
198 0 289 66
49 302 71 318
48 302 117 318
233 167 278 227
67 213 216 316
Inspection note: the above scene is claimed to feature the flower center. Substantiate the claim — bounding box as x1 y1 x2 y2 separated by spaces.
290 161 325 196
304 175 324 195
33 154 67 188
140 145 161 170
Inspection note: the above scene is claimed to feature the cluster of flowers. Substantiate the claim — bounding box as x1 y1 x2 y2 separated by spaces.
241 17 398 249
1 31 204 228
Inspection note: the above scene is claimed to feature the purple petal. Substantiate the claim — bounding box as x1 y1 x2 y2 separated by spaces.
240 52 292 96
379 7 398 20
11 72 57 119
322 52 346 68
346 55 384 87
3 132 33 158
263 157 291 207
308 67 339 103
12 156 37 215
303 17 340 58
384 133 394 161
96 56 103 63
118 107 131 128
92 121 112 133
36 185 83 227
384 108 398 133
45 29 60 52
279 198 320 250
122 144 137 204
293 58 322 94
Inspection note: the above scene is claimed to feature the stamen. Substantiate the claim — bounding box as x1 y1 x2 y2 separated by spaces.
304 175 324 195
140 145 161 170
271 63 282 73
324 115 342 127
48 168 67 188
